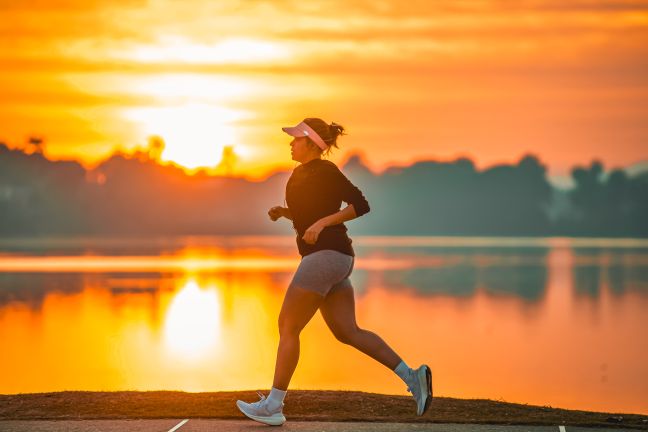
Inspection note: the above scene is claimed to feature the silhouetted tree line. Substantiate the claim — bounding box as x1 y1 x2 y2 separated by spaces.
0 141 646 237
558 161 648 237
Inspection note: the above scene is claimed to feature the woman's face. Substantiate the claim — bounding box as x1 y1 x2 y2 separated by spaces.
290 136 317 163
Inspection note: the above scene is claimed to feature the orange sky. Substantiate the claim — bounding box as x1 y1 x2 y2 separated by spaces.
1 0 647 180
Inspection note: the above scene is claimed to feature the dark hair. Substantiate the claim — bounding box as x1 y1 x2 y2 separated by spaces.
303 117 346 157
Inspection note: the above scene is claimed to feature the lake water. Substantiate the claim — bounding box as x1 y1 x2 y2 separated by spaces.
0 236 647 415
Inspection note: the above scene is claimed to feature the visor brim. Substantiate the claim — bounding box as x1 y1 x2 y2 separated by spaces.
281 126 307 137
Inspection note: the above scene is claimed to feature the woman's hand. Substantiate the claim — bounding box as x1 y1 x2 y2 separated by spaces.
268 206 287 221
302 220 326 245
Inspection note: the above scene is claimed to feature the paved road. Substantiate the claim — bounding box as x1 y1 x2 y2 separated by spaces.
0 420 639 432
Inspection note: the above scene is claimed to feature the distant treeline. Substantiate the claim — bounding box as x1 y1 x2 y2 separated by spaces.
0 142 646 237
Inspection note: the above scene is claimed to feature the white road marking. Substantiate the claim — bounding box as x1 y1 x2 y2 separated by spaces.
559 426 566 432
168 419 189 432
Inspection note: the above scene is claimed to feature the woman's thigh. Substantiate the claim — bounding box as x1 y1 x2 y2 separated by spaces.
288 250 353 297
278 284 324 335
319 283 358 340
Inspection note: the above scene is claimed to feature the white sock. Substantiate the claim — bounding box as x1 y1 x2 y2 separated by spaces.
394 360 414 385
266 387 287 411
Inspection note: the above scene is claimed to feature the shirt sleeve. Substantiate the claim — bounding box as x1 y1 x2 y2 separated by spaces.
326 163 371 217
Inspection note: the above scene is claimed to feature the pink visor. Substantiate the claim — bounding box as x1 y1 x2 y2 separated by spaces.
282 121 328 151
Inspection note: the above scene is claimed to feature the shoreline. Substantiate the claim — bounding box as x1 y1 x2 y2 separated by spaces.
1 390 647 429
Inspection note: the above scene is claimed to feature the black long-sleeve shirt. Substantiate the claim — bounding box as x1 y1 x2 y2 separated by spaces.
285 158 370 257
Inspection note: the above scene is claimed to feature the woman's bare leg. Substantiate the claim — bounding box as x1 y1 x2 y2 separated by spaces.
319 284 401 369
272 285 324 390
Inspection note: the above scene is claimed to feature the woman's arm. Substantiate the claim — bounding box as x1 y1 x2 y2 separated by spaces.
301 204 358 245
319 204 357 226
282 207 293 221
302 164 371 244
268 206 293 221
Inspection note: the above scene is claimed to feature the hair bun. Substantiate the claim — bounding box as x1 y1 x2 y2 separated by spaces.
329 122 346 140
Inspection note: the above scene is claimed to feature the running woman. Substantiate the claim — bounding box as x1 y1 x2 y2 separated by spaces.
236 118 432 426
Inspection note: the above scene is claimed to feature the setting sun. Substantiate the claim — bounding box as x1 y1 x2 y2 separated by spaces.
123 103 247 170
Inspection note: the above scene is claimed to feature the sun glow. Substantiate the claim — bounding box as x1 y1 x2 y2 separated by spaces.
129 74 265 101
127 36 291 64
123 103 249 170
163 280 222 361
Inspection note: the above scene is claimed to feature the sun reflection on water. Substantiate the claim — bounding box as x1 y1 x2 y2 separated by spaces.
0 238 647 413
163 279 222 362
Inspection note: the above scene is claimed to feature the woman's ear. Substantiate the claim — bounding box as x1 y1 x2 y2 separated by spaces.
307 139 321 153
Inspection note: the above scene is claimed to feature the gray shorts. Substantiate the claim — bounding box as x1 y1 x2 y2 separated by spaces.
288 249 355 297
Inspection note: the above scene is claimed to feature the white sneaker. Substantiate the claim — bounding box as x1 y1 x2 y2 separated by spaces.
236 391 286 426
406 365 433 416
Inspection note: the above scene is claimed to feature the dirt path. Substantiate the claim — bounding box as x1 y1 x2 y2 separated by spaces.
1 390 646 430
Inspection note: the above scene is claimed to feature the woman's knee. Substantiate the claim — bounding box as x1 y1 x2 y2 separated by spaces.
278 314 304 338
332 325 361 345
